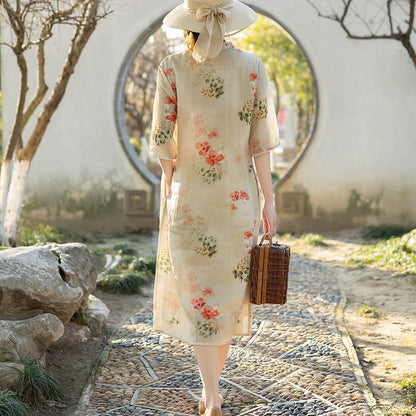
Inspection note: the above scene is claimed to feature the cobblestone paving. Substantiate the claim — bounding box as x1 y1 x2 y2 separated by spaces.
83 253 375 416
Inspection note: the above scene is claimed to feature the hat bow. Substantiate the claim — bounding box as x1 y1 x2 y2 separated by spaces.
189 0 234 63
196 4 233 25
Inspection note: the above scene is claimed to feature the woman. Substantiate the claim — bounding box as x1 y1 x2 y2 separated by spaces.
149 1 279 415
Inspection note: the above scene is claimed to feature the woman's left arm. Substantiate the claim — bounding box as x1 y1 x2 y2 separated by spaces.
158 158 176 195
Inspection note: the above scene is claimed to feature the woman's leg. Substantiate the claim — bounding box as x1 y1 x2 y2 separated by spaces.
195 340 232 407
193 346 221 408
218 340 232 376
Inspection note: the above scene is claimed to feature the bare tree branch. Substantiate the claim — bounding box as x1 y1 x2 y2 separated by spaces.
306 0 416 68
18 0 103 161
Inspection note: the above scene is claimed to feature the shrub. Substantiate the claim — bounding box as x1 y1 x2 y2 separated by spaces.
397 375 416 406
0 390 31 416
10 358 66 407
16 222 64 246
301 233 327 246
357 305 381 319
362 225 412 240
112 243 138 256
97 272 149 294
129 256 157 274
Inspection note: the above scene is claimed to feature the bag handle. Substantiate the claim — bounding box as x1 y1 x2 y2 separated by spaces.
259 233 273 246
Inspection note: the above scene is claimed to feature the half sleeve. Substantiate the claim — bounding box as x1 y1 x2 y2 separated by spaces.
149 58 178 160
248 58 280 158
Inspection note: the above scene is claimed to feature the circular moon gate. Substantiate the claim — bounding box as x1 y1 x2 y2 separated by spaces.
114 5 319 201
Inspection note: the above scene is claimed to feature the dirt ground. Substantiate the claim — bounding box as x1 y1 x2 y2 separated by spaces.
36 229 415 416
279 227 416 416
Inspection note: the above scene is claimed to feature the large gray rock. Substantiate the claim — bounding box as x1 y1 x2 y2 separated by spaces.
0 314 64 365
53 321 91 348
47 242 98 310
0 243 98 324
85 294 110 336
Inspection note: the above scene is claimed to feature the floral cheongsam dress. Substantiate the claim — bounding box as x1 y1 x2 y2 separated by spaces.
149 40 280 345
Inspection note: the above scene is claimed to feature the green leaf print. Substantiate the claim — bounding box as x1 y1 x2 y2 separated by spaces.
169 317 180 325
201 75 225 98
194 233 218 257
196 319 219 337
195 166 224 184
153 122 172 145
238 97 255 124
232 254 250 282
253 97 268 120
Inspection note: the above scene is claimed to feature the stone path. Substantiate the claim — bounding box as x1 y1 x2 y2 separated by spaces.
78 252 378 416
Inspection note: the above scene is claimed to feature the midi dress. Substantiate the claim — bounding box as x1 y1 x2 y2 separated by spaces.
149 40 280 345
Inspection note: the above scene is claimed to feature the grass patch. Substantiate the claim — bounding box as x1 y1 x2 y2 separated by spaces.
300 233 328 246
10 358 66 407
397 375 416 406
345 230 416 275
357 305 381 319
97 272 150 294
278 232 294 239
16 219 105 246
16 222 65 245
89 246 107 257
0 390 31 416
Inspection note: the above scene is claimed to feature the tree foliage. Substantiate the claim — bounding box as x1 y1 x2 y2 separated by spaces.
235 15 316 149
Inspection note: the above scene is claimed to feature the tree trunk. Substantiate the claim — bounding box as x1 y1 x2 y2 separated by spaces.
2 159 30 246
0 160 12 245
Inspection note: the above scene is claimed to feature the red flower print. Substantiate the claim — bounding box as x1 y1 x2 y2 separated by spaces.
196 126 207 136
231 203 237 210
239 191 249 200
248 248 252 254
201 305 219 319
194 115 204 125
171 82 177 94
196 141 211 156
183 204 192 214
230 191 240 201
208 129 218 139
203 287 213 296
190 282 199 293
244 231 253 239
187 272 197 281
165 95 177 105
166 111 176 122
164 68 173 77
191 297 206 310
250 73 257 81
205 150 224 166
183 215 193 225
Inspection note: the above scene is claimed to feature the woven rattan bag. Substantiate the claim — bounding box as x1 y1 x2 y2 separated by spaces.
249 233 291 305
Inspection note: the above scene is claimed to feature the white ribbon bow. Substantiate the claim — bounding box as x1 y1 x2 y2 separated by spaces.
191 1 234 63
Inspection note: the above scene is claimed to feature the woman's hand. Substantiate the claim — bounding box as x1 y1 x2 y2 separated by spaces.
261 200 279 237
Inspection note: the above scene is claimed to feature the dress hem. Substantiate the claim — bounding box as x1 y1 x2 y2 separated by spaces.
152 325 252 346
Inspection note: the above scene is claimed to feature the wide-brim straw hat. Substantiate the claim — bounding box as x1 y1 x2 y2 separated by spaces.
162 0 257 62
163 0 257 36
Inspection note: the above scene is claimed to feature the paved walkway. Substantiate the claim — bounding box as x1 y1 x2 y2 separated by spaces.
78 252 378 416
